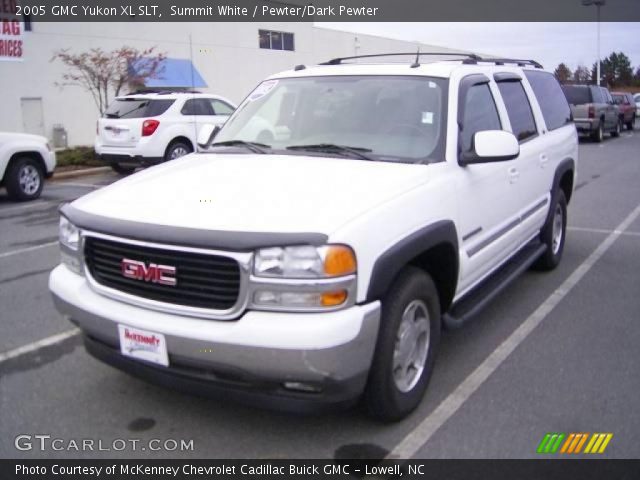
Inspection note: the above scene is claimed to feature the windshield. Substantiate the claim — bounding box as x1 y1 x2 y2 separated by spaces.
214 75 447 163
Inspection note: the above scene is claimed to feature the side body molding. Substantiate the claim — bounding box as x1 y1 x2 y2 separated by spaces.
365 220 459 304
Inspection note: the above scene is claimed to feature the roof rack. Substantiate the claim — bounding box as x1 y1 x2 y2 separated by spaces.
126 89 202 95
320 52 481 65
319 52 543 69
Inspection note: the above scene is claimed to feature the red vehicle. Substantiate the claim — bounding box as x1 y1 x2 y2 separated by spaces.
612 92 637 130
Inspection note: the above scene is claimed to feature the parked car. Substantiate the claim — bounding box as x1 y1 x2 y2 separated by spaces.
562 85 621 142
611 92 637 130
95 91 236 175
51 54 578 421
0 132 56 201
633 93 640 118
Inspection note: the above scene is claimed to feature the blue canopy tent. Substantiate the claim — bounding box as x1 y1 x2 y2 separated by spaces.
128 57 208 89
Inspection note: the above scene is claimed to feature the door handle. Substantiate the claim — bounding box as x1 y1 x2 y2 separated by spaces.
539 154 549 168
508 167 520 183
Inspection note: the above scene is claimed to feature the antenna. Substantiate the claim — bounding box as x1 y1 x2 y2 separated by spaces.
189 34 198 151
410 46 421 68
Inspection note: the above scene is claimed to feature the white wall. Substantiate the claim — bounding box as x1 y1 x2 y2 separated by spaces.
0 22 467 146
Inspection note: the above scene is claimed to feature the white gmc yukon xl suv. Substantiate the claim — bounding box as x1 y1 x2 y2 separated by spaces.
50 54 578 421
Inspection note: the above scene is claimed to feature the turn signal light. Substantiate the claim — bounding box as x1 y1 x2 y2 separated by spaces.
321 290 348 306
324 245 356 277
142 119 160 136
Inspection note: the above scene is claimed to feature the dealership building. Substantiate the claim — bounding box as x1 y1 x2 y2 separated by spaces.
0 21 466 146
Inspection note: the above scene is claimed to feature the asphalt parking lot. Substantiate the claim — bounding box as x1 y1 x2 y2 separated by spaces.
1 129 639 460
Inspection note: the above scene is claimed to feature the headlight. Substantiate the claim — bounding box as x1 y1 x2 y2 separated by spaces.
254 245 356 278
59 216 80 251
251 244 357 311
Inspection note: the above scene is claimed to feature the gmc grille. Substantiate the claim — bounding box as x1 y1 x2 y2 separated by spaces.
84 237 241 311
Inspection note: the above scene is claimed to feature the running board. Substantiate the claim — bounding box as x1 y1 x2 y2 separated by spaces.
443 241 547 330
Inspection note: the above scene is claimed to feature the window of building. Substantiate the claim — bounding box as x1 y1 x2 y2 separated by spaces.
496 80 537 142
460 83 501 153
23 15 32 31
259 30 294 51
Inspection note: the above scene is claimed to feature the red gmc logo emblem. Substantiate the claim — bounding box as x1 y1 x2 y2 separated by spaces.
121 258 177 286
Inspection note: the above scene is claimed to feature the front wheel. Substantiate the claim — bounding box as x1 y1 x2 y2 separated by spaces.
5 157 44 201
533 190 567 271
365 267 441 421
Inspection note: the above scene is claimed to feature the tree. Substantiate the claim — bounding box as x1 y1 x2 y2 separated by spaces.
52 46 167 115
573 65 591 84
591 52 634 88
554 63 573 84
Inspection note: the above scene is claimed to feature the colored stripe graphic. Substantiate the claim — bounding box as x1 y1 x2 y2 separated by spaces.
584 433 613 454
540 433 614 454
537 433 566 454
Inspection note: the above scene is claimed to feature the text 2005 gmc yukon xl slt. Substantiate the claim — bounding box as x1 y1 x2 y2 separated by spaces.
50 54 578 421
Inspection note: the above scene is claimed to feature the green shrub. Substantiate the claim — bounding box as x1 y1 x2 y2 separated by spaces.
56 147 103 167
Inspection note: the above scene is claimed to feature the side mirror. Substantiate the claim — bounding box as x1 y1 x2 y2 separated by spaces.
197 124 220 149
460 130 519 165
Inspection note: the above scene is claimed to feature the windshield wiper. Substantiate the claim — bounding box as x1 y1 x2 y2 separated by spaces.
286 144 374 161
209 140 271 154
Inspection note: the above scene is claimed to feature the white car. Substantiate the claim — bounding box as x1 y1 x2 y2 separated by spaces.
95 91 236 174
634 93 640 117
0 132 56 201
51 54 577 420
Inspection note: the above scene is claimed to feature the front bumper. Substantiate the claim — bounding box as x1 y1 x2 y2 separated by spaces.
49 265 381 412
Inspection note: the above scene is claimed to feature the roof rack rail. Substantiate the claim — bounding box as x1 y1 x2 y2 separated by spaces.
319 52 482 65
475 57 544 69
126 88 202 95
318 52 543 69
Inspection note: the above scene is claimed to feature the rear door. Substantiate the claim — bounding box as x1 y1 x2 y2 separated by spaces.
454 74 524 294
523 70 575 234
99 98 174 147
494 72 546 244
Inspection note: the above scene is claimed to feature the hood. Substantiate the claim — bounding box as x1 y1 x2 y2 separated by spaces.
72 153 430 236
0 132 48 145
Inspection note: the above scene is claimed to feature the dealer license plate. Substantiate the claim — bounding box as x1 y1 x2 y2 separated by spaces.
118 325 169 367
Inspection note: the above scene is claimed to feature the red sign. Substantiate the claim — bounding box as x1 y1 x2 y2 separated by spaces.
0 3 23 62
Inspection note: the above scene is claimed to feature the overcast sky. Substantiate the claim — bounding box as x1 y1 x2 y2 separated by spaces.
316 23 640 73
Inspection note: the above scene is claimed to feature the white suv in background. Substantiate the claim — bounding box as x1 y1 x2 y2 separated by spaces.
95 91 236 174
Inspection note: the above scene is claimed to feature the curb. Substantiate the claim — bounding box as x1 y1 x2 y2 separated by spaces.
50 167 111 182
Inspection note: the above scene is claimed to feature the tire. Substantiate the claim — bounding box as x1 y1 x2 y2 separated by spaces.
626 117 635 131
164 141 192 162
110 163 136 175
4 156 44 201
611 118 622 137
533 190 567 271
365 267 441 422
591 122 604 143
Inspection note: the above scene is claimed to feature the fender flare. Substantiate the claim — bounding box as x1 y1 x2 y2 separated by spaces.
552 157 575 203
365 220 459 304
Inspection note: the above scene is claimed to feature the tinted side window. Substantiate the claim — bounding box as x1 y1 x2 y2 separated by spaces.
496 81 537 142
591 87 604 103
602 89 612 103
181 99 214 116
145 100 175 117
460 83 501 153
525 71 572 131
